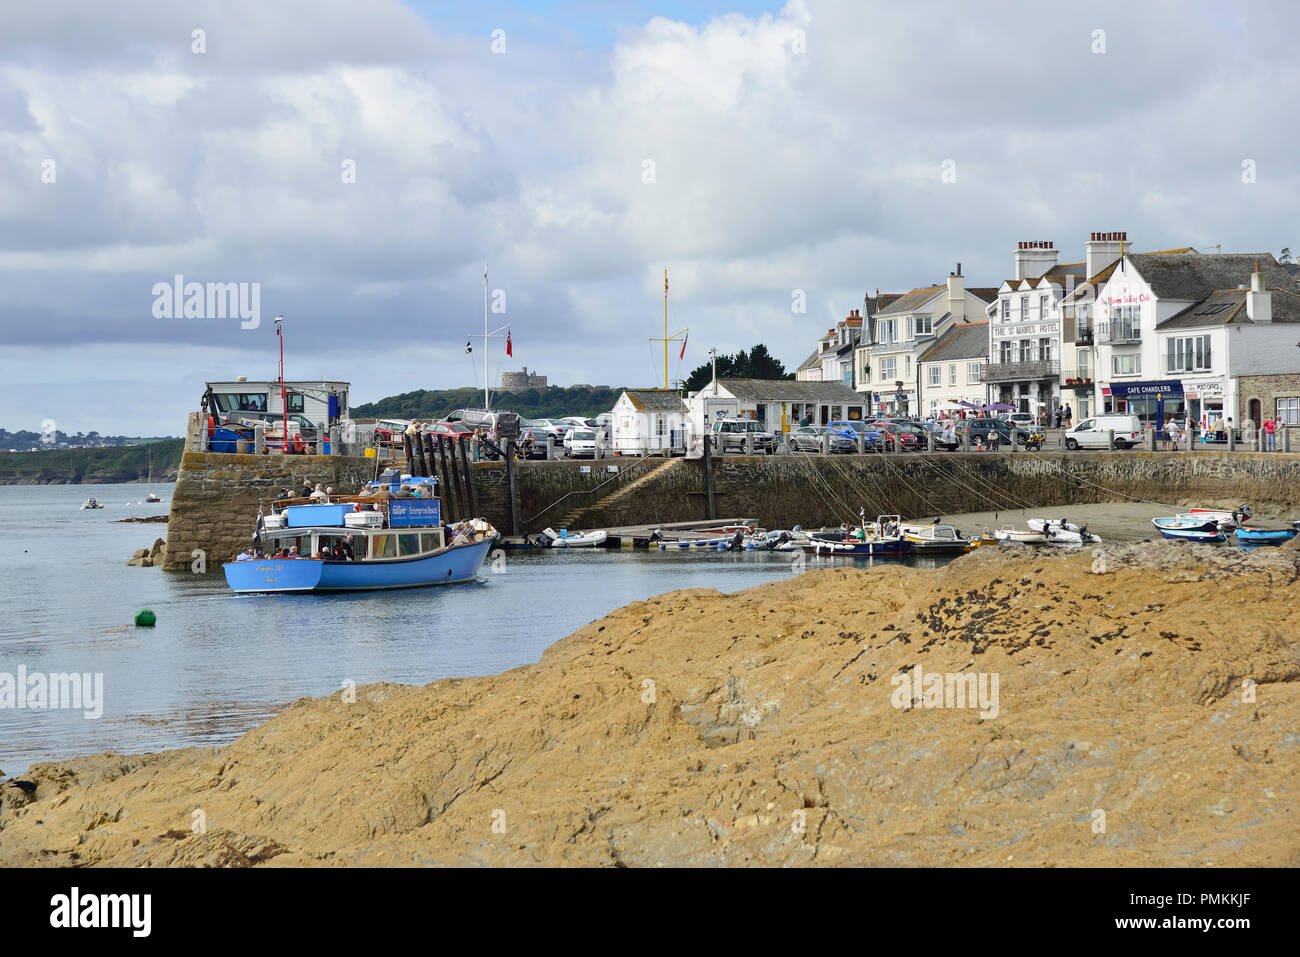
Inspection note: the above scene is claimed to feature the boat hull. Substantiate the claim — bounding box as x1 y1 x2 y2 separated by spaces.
809 538 910 557
1235 527 1297 545
224 537 494 593
1152 518 1227 543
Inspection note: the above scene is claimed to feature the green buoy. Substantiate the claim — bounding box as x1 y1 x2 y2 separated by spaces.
134 609 156 627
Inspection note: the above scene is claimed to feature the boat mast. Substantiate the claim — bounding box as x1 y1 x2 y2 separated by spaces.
483 263 490 411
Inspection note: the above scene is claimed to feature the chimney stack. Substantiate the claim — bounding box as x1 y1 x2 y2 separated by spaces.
1247 262 1272 322
947 267 966 323
1086 231 1127 277
1013 240 1058 280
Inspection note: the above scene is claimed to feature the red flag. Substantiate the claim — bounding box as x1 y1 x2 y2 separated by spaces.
506 331 512 357
679 334 687 360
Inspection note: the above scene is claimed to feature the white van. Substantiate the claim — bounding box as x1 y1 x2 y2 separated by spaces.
1063 414 1142 450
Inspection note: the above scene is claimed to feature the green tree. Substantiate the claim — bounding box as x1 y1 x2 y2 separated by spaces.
683 343 793 392
1280 247 1293 265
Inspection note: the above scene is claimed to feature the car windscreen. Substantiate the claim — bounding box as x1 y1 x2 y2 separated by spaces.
573 431 595 440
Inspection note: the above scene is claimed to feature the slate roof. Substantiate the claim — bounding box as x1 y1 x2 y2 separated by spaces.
714 378 864 403
1159 287 1300 329
875 285 945 316
622 389 686 412
1126 253 1297 302
918 322 991 362
795 349 821 372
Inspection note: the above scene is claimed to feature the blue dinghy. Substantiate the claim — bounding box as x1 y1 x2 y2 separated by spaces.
1235 526 1298 546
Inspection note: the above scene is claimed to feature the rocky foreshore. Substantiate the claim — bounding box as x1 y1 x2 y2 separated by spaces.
2 541 1297 866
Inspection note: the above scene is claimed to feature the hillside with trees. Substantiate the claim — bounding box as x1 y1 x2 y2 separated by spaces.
0 438 184 485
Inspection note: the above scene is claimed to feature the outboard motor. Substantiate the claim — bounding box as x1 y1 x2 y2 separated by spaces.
727 528 746 551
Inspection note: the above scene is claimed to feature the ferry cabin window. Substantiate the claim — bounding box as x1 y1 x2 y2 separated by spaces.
420 533 441 553
286 392 305 414
370 535 397 559
398 534 421 556
215 393 268 413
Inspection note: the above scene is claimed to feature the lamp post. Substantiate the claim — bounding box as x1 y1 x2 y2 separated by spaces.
275 315 287 454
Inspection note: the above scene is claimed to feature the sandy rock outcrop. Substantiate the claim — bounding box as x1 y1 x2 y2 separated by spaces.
3 541 1298 866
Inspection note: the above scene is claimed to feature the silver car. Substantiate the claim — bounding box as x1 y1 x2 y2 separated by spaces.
788 425 855 453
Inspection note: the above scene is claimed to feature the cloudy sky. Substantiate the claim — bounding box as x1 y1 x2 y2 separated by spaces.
1 0 1297 435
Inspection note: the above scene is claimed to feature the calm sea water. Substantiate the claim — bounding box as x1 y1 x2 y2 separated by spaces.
0 483 953 777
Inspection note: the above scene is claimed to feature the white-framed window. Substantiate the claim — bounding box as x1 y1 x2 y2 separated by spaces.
877 320 893 344
928 366 941 386
1039 294 1049 318
1277 397 1300 425
880 356 897 380
967 362 981 384
655 415 665 436
949 363 957 385
914 315 932 337
1112 353 1142 376
1001 299 1010 319
1166 334 1212 372
905 356 912 378
1019 296 1028 320
1000 341 1014 363
1077 348 1090 378
1038 337 1053 362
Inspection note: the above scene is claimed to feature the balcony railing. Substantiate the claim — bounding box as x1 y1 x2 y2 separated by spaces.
1095 321 1141 344
980 359 1060 382
1075 328 1095 346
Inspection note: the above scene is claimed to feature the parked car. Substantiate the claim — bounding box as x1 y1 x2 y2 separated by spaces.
711 418 778 453
372 418 412 444
788 425 855 453
563 428 599 458
523 419 567 445
1006 412 1036 428
427 421 472 440
1062 414 1142 450
518 427 552 458
444 409 523 440
866 422 921 452
825 420 887 451
958 417 1031 447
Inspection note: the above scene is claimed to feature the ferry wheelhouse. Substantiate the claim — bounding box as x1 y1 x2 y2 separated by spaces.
223 477 497 594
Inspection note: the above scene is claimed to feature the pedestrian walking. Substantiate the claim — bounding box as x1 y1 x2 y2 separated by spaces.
1063 404 1072 428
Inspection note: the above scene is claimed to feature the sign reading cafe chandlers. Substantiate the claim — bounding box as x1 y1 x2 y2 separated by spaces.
1103 379 1182 398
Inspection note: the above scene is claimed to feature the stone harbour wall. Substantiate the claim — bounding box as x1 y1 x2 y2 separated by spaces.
160 449 1300 568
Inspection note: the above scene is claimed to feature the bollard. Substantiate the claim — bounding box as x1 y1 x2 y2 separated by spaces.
856 432 865 454
784 432 795 455
744 433 754 455
1283 428 1292 453
961 430 969 452
1107 428 1115 451
820 431 830 455
253 422 265 454
1144 428 1155 452
546 435 556 460
1227 427 1236 451
927 430 935 453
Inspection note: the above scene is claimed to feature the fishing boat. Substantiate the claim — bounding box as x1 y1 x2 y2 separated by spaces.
992 525 1049 545
899 521 981 553
1234 526 1297 546
807 513 910 557
535 527 608 548
223 488 496 594
1151 517 1227 543
81 497 103 510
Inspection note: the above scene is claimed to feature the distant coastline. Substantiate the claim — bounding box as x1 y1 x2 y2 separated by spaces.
0 438 183 486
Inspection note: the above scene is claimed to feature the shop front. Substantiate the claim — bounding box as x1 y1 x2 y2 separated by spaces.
1102 379 1186 428
871 389 915 417
1182 378 1227 429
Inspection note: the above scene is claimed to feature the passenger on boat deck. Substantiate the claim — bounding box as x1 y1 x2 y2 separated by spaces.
340 537 356 560
301 480 313 498
288 546 300 557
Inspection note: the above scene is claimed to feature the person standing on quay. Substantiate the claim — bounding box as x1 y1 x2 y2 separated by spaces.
1263 416 1277 451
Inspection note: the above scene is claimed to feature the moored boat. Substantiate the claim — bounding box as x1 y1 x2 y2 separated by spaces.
1151 517 1227 543
992 525 1049 545
1182 505 1251 529
81 498 103 510
899 522 981 553
1234 526 1298 546
536 527 608 548
806 513 910 557
223 489 496 594
1026 518 1101 545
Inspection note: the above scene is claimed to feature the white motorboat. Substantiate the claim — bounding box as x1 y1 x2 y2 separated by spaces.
1026 518 1101 545
81 497 103 510
537 527 608 548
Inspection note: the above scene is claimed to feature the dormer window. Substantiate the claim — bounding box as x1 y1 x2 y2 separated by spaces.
914 315 932 337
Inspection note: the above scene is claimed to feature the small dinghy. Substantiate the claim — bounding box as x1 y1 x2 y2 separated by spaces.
537 527 607 548
1235 526 1297 546
1182 505 1251 529
1151 517 1227 543
81 498 103 510
993 525 1048 545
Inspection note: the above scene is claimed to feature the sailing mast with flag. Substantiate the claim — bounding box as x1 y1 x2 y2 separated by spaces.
650 268 688 389
466 263 512 411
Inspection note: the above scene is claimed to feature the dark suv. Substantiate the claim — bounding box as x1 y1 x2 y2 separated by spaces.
959 417 1031 446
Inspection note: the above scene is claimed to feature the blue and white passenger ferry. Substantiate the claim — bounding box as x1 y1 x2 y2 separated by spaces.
223 475 497 594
